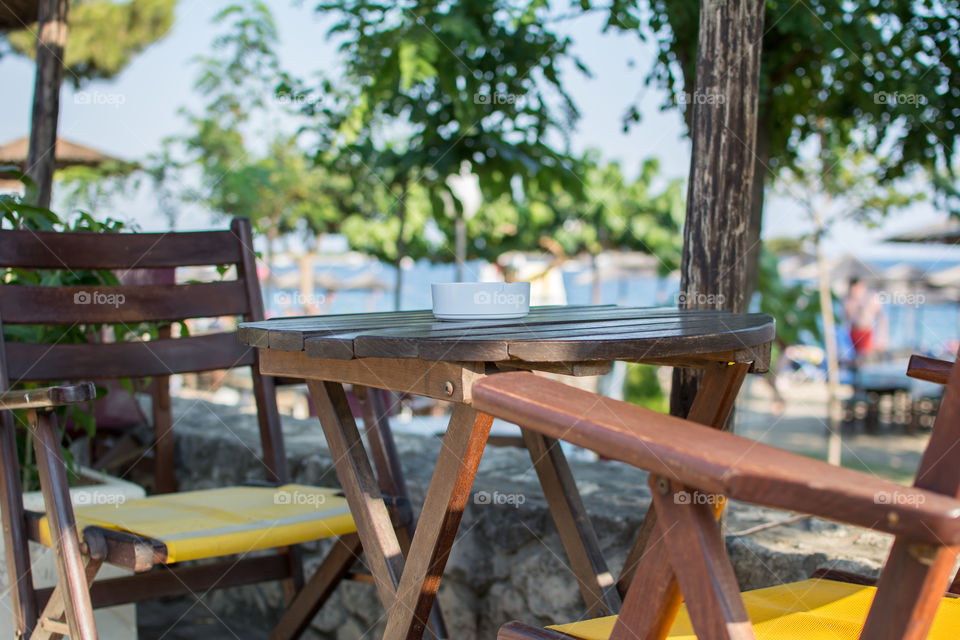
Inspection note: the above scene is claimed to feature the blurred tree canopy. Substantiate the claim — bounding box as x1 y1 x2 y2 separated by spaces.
6 0 176 87
69 0 689 310
598 0 960 294
305 0 589 306
151 1 362 251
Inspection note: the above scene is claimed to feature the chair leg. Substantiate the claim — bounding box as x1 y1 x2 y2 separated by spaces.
643 477 754 640
30 410 101 640
31 549 104 640
152 372 176 494
279 545 306 605
270 534 363 640
860 538 958 640
0 410 38 637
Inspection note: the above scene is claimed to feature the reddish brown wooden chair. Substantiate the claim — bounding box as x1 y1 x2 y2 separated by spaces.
0 219 425 639
472 364 960 640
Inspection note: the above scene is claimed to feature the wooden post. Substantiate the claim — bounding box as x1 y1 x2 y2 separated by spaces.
670 0 765 418
26 0 69 209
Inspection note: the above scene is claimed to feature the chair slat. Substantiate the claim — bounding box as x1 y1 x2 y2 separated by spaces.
0 281 249 324
0 230 242 269
6 333 255 382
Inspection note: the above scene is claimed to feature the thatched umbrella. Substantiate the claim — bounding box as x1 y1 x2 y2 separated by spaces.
0 136 119 191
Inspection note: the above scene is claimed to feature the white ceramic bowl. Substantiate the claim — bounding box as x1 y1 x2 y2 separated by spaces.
431 282 531 321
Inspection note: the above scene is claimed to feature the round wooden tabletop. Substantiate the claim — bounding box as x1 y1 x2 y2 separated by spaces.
239 306 775 365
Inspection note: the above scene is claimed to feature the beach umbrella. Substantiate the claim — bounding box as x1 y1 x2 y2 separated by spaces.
929 264 960 289
887 220 960 245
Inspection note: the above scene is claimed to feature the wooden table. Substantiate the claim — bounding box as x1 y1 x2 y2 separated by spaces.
239 305 775 640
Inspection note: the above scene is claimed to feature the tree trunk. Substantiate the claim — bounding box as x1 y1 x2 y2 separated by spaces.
26 0 69 209
670 0 765 418
393 178 409 311
815 221 843 465
743 115 771 303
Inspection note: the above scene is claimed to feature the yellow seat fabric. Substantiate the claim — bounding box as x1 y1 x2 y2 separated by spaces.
38 485 355 563
549 578 960 639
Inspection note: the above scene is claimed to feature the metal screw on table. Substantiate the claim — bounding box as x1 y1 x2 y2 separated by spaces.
444 381 455 396
655 476 671 495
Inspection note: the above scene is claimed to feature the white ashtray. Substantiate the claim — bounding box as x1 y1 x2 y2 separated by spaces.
431 282 531 321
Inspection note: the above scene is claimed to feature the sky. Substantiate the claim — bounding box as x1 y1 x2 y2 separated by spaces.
0 0 951 258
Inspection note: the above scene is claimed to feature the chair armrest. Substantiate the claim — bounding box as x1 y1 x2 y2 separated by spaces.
473 372 960 546
906 355 952 385
0 382 96 411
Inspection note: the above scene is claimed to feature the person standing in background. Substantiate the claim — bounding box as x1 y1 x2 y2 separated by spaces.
844 277 887 359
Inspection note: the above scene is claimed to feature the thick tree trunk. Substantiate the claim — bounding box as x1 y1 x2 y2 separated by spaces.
26 0 69 209
670 0 765 418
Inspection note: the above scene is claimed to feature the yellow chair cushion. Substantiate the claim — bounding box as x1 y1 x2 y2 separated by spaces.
549 579 960 639
38 485 356 563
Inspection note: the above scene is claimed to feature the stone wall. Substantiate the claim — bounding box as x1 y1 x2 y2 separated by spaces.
168 398 890 639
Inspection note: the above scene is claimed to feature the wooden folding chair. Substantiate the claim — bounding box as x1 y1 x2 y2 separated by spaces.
0 219 438 639
471 363 960 640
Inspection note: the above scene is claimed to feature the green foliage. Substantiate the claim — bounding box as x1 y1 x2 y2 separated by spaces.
623 363 668 413
776 144 926 231
339 182 441 264
756 246 822 348
544 156 684 273
614 0 960 212
7 0 177 88
454 154 684 269
55 160 142 212
308 0 586 262
316 0 582 179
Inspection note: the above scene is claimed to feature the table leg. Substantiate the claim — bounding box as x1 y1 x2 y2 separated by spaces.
307 380 404 609
382 404 493 640
356 386 449 639
521 428 622 617
616 361 749 598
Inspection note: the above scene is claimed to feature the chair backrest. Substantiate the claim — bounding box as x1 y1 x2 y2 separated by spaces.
0 218 288 484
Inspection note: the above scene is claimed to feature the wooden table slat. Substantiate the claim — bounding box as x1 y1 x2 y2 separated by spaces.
240 306 775 368
302 309 738 360
243 305 622 351
349 317 766 362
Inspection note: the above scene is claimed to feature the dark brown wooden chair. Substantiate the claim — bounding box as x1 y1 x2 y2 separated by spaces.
472 363 960 640
0 219 428 639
